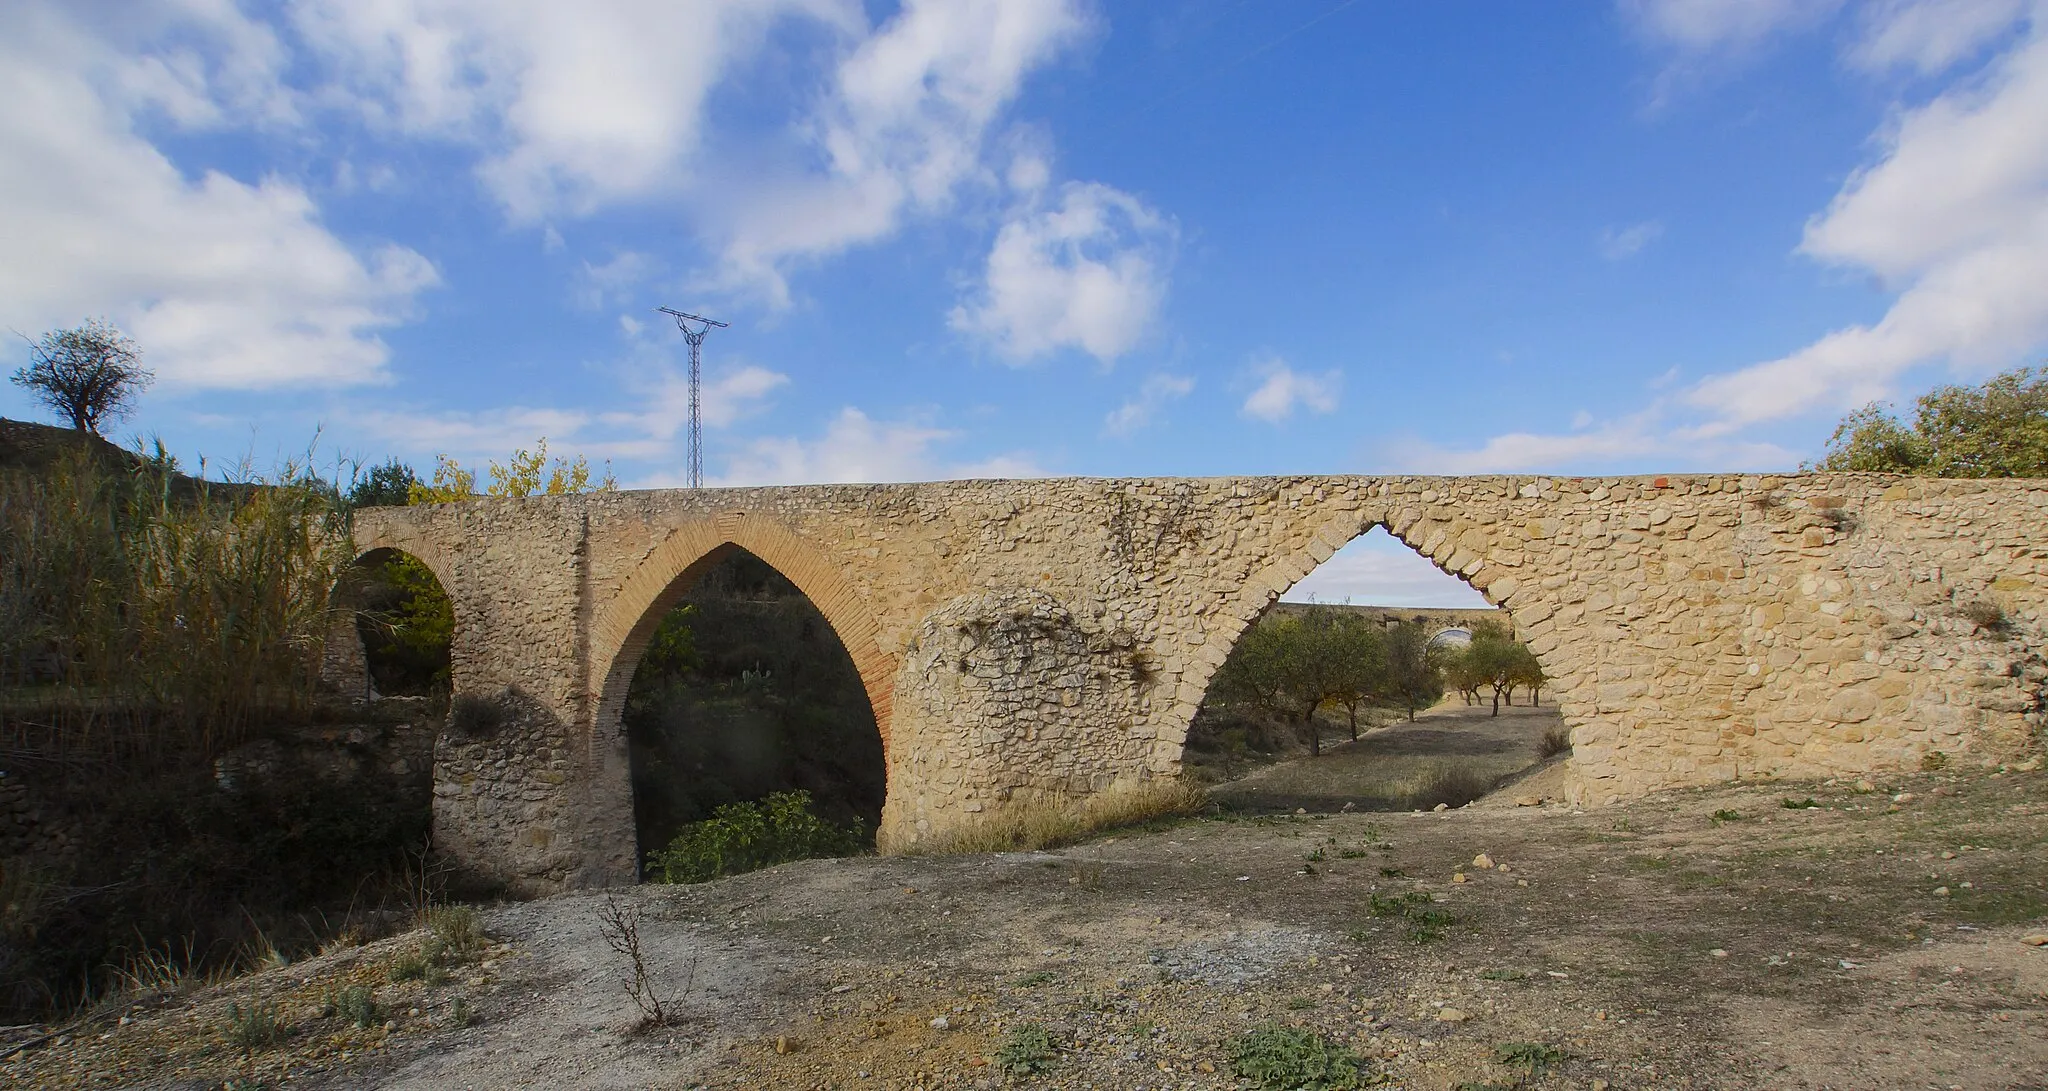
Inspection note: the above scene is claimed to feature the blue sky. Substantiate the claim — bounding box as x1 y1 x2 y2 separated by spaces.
4 1 2045 606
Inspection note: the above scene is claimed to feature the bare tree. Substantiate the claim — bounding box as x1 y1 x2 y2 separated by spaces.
10 319 152 435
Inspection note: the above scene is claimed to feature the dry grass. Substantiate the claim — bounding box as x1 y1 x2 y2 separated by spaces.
1387 760 1499 811
908 779 1210 855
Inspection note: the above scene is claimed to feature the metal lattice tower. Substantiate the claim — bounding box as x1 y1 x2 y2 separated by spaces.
657 306 728 489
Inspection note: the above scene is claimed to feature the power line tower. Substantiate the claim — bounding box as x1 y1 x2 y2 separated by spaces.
657 306 728 489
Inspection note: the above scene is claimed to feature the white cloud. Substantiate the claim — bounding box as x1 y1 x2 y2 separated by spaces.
353 405 596 463
710 406 1043 486
951 182 1176 363
1241 358 1341 423
1850 0 2029 74
1282 528 1491 609
1622 0 1843 52
1688 11 2048 428
709 0 1093 303
1599 220 1665 259
572 251 661 311
1103 372 1195 436
0 5 438 390
290 0 859 221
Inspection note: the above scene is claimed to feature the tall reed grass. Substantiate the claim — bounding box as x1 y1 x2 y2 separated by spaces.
905 779 1211 855
0 445 354 757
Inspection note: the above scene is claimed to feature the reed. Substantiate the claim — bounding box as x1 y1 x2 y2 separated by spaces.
0 445 353 758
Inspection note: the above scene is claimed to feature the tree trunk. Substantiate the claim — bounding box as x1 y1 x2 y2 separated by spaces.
1490 689 1501 716
1347 705 1358 741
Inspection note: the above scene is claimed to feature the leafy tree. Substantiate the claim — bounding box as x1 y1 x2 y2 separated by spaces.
347 458 419 508
407 455 478 504
1380 621 1442 721
10 319 153 435
354 552 453 695
406 438 618 504
1321 614 1386 742
1451 621 1536 717
1509 644 1546 705
1813 365 2048 477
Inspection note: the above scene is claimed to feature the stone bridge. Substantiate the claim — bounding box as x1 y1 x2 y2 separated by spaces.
343 473 2048 893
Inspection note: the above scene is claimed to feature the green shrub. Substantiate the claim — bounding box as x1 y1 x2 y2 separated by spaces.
427 905 486 955
645 791 867 883
325 985 381 1028
1494 1040 1565 1077
224 999 289 1051
1363 891 1458 942
1229 1024 1369 1090
994 1022 1058 1077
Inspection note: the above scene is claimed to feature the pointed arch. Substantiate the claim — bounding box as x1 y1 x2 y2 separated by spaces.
589 513 898 749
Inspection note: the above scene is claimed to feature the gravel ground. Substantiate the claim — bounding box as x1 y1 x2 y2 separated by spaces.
7 751 2046 1091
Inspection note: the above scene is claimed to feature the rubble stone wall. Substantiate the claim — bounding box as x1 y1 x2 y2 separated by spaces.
352 473 2048 891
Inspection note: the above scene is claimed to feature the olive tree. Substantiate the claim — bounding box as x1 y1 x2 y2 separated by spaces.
10 319 153 435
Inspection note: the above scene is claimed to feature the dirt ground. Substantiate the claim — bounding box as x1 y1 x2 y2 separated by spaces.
1206 701 1561 814
8 721 2047 1091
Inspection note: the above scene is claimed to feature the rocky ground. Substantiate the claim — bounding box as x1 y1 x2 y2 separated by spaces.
7 717 2046 1091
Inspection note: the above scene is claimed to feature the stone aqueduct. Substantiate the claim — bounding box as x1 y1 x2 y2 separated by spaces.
340 473 2048 894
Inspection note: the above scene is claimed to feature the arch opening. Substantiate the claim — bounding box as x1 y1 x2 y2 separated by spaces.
622 546 886 877
1183 525 1566 813
328 547 454 703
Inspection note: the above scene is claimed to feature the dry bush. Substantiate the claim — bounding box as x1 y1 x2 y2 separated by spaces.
1537 725 1573 760
911 779 1209 855
1389 761 1498 812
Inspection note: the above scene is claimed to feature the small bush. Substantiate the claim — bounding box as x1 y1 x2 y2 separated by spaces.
1711 809 1744 823
1395 763 1496 812
1495 1040 1566 1077
387 938 449 984
994 1022 1058 1077
426 905 487 955
1921 750 1950 771
1537 726 1573 760
1229 1024 1369 1090
446 693 506 736
325 985 381 1029
1363 891 1458 942
1958 599 2008 634
224 999 289 1051
1780 797 1819 810
645 790 868 883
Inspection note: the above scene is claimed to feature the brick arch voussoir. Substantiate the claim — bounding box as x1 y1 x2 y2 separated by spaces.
343 523 466 630
590 515 898 750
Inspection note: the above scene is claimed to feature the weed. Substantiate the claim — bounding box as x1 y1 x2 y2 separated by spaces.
1229 1024 1371 1090
387 940 444 983
1070 862 1106 891
1781 797 1819 810
1479 969 1527 981
324 985 381 1029
1958 600 2009 635
426 905 487 955
1922 751 1951 771
1304 847 1326 862
1338 849 1370 859
1495 1040 1566 1077
597 893 688 1026
446 692 506 736
449 995 474 1027
645 790 868 883
223 999 288 1052
1711 809 1744 823
1537 725 1573 760
1287 995 1318 1010
1012 970 1057 987
994 1022 1058 1077
1378 866 1407 878
1364 891 1459 942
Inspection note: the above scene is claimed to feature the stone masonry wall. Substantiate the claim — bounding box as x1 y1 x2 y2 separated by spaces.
352 472 2048 892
